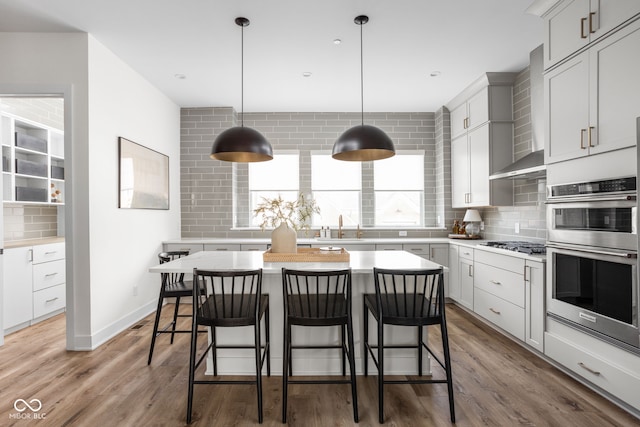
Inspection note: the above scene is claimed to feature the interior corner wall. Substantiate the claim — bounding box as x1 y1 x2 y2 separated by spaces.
87 36 180 346
0 32 91 350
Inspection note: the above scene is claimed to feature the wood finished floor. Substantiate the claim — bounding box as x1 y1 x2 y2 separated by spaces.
0 304 638 426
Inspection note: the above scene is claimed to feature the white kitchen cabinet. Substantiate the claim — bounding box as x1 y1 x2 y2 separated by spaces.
240 244 269 252
403 243 449 295
525 260 545 352
458 248 474 310
163 243 204 254
3 242 66 334
447 245 460 301
448 73 515 208
203 243 241 251
2 247 33 331
542 0 640 69
545 19 640 164
546 318 640 410
375 243 403 251
1 113 65 205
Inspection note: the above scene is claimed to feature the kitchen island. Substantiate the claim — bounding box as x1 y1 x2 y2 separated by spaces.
149 250 446 376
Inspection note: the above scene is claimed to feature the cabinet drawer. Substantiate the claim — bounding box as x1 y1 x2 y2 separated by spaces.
204 244 241 251
474 262 524 307
33 259 66 291
545 332 640 409
163 243 203 254
240 244 268 252
402 244 428 258
458 247 474 261
32 242 65 264
375 244 403 251
33 284 65 319
475 249 524 274
474 288 524 341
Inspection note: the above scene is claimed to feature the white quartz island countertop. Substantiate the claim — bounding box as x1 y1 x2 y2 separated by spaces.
149 249 446 275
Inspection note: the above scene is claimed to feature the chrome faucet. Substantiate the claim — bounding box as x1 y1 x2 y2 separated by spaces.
338 214 344 239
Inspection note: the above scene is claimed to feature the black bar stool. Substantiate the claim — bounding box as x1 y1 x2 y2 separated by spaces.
363 267 455 423
187 268 270 424
281 268 358 423
148 251 204 365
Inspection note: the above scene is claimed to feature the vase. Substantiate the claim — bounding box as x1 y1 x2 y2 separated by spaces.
271 222 297 253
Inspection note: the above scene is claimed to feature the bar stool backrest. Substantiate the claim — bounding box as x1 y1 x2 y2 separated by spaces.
373 268 444 322
192 269 263 325
158 250 189 285
282 268 352 322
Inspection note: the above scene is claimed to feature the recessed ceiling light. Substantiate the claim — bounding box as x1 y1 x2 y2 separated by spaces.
174 73 186 79
302 72 312 77
429 71 441 77
333 39 342 45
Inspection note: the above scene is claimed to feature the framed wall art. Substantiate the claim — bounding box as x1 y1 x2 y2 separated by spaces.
118 137 169 209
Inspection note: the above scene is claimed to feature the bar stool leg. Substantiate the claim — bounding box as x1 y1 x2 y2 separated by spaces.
417 326 423 376
363 298 369 376
378 318 385 424
341 324 346 376
441 318 456 423
170 296 181 344
212 327 218 376
347 312 359 422
282 320 290 423
254 320 263 423
147 288 166 365
265 302 271 376
186 317 199 424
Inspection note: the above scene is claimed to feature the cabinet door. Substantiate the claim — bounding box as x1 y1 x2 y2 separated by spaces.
451 135 469 208
525 261 545 352
459 258 474 310
545 51 590 164
450 103 468 139
589 19 640 156
467 124 490 207
402 244 429 259
203 244 241 251
3 247 33 330
544 0 590 68
467 87 490 130
591 0 640 44
429 244 448 266
447 245 460 301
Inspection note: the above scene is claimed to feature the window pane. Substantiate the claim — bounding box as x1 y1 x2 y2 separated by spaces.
312 191 360 226
375 191 422 226
312 155 361 190
250 191 298 227
374 154 423 190
249 154 298 190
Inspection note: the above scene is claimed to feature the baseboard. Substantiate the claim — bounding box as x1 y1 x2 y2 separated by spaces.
85 300 158 350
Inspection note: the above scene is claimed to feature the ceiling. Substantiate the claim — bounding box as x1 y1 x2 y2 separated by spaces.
0 0 542 112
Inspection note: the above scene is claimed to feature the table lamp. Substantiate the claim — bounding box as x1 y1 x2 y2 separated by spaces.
463 209 482 238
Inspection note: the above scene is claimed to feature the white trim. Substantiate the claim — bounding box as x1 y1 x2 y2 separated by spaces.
86 299 157 350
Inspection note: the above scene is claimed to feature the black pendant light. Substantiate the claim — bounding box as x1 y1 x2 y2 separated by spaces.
211 17 273 162
332 15 395 162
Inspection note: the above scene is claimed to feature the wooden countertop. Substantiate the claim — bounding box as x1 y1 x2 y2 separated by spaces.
4 237 65 249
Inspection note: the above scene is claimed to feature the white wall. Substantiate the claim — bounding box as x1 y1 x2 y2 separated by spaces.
0 33 181 350
86 36 180 344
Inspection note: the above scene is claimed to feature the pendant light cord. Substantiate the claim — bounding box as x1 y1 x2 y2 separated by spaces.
360 20 364 126
240 22 244 127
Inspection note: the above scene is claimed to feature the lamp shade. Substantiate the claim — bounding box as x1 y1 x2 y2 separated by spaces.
332 124 395 161
463 209 482 223
210 126 273 162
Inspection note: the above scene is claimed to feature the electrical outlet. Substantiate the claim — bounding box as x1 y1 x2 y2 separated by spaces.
399 230 408 237
515 222 520 234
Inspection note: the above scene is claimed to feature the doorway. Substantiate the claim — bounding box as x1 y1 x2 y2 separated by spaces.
0 94 71 348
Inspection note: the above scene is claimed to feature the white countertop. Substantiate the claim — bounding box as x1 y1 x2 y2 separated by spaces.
149 250 447 274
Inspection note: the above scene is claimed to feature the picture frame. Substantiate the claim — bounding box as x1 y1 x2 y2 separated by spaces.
118 137 169 209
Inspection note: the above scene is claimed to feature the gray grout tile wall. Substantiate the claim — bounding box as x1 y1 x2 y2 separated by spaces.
477 66 547 243
180 66 546 241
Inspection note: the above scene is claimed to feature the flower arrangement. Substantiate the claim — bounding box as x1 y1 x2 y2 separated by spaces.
253 193 320 232
50 183 62 203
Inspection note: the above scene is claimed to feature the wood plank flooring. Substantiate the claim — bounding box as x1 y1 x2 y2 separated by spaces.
0 304 638 426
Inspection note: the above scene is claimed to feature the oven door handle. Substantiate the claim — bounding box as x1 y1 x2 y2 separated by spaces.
545 195 636 204
546 243 638 259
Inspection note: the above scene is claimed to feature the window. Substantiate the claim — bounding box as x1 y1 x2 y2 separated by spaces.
248 154 299 227
311 154 361 226
374 152 424 226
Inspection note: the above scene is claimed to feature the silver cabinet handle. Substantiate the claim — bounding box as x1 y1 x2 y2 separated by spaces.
45 297 59 303
524 265 529 283
489 280 501 285
45 272 58 277
215 248 228 251
578 362 601 376
468 265 473 277
489 308 501 315
45 251 57 255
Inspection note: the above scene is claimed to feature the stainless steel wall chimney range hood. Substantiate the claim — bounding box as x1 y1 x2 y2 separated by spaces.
490 44 545 181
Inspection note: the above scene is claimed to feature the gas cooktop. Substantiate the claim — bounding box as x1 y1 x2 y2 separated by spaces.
481 241 547 255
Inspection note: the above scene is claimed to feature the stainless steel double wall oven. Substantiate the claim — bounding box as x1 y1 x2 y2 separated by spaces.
546 176 639 352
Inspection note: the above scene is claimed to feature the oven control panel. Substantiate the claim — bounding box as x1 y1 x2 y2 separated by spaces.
549 177 636 198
